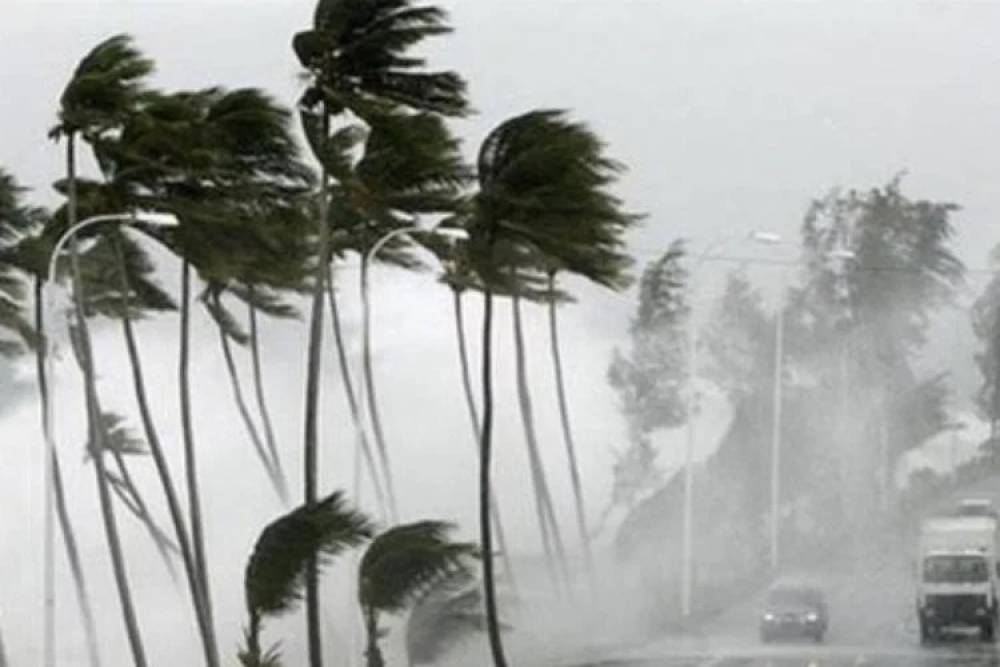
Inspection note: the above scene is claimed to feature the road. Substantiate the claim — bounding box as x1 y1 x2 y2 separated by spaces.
559 558 1000 666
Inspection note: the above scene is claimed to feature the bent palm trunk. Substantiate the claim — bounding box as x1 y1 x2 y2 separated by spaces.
326 275 386 515
247 290 289 504
179 258 217 652
452 288 516 592
111 239 218 666
302 152 331 667
479 289 509 667
68 135 147 666
214 298 286 502
106 450 179 579
33 279 103 667
359 254 398 520
363 609 385 667
547 272 593 579
511 293 569 588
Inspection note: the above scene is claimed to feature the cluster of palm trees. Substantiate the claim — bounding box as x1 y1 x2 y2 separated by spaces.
0 1 638 665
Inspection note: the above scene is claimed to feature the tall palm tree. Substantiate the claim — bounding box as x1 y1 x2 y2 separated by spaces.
465 110 637 666
545 267 595 578
2 175 103 666
510 283 569 587
51 33 155 666
358 521 477 667
294 2 467 655
240 491 373 666
439 252 516 592
202 285 288 501
333 110 470 519
326 270 387 515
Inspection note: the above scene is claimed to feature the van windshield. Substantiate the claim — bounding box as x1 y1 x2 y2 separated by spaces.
924 555 989 583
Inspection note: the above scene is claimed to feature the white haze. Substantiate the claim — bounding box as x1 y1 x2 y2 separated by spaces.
2 0 1000 664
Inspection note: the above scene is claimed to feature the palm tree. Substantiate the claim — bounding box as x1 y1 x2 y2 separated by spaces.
2 175 104 666
544 267 594 579
98 84 313 664
358 521 477 667
326 270 387 515
332 110 470 519
439 251 516 592
510 281 570 587
51 33 155 666
294 2 467 654
240 491 373 666
202 284 288 501
404 570 493 666
61 170 221 663
464 110 637 666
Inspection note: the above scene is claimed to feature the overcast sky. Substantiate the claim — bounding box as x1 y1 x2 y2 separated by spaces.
3 1 1000 664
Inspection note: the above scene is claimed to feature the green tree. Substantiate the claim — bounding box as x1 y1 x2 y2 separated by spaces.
326 110 470 519
973 249 1000 440
606 241 688 517
51 33 155 666
94 83 312 664
794 177 963 512
358 521 477 667
465 110 636 665
292 3 467 659
701 269 773 402
240 492 373 667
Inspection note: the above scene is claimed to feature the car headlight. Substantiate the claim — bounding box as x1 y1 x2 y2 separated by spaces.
806 612 819 622
763 613 775 621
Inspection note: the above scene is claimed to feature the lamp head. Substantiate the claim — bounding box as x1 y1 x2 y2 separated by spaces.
430 227 469 242
749 231 782 245
134 211 179 227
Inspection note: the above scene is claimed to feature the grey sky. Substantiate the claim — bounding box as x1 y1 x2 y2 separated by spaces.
3 1 1000 663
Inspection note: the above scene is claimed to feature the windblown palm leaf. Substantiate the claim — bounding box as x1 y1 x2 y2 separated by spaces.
294 0 467 118
246 492 373 619
359 521 477 614
52 34 153 140
0 169 42 356
469 109 636 289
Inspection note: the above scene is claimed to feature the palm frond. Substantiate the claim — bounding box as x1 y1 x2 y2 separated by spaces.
238 639 284 667
294 0 467 118
359 520 477 615
245 491 373 619
200 285 249 345
86 412 146 458
470 109 639 291
54 34 154 138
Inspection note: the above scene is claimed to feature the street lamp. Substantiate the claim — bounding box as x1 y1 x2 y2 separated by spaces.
42 210 178 667
344 222 467 667
357 223 468 522
681 230 780 619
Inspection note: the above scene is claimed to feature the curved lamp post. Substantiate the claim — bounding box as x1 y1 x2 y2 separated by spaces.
356 223 468 522
42 211 177 666
345 223 466 667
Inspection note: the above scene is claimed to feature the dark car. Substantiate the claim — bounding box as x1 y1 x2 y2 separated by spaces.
759 584 828 643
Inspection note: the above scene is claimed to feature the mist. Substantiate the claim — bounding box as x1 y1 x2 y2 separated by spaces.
4 1 1000 666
